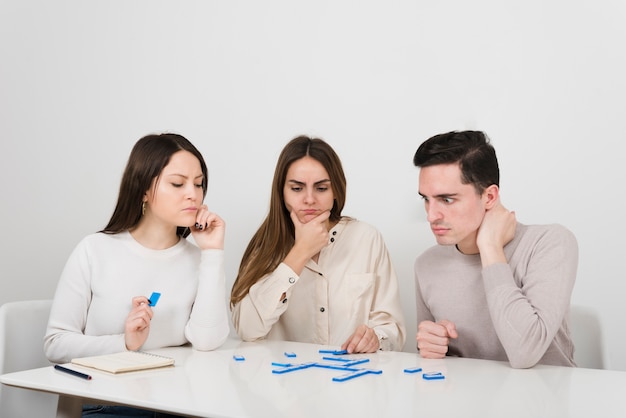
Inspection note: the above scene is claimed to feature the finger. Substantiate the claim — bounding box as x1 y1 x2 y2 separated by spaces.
314 209 331 222
418 346 447 359
132 296 151 307
195 212 211 230
204 212 225 230
132 309 153 326
343 325 368 353
341 332 360 353
130 301 154 323
343 335 360 354
418 320 448 337
289 210 303 228
417 324 452 349
126 317 148 334
417 338 450 356
439 320 458 338
194 206 210 230
194 211 225 234
131 319 150 331
353 330 377 353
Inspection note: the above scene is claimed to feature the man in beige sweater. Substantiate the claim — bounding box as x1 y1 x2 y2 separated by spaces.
412 130 578 368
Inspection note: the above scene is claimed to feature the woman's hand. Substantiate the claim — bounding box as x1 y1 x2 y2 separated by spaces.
124 296 154 351
191 205 226 250
341 324 380 354
283 210 330 274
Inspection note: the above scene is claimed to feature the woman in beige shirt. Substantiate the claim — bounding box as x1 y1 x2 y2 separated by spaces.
230 135 405 353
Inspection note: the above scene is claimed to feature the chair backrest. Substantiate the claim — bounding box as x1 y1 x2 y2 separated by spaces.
570 305 605 369
0 299 58 417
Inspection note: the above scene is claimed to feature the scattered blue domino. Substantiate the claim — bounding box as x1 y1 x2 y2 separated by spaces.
233 355 245 361
333 369 370 382
321 357 370 367
404 367 423 374
272 362 316 374
318 349 348 355
313 363 361 372
270 357 383 381
284 352 297 358
148 292 161 307
271 362 292 367
321 356 351 362
332 369 382 382
343 359 370 367
423 372 445 380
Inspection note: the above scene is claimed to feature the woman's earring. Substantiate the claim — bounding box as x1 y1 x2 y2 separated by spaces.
142 201 146 216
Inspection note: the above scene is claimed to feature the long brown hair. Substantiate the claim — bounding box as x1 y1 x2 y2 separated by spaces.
230 135 346 307
101 133 208 238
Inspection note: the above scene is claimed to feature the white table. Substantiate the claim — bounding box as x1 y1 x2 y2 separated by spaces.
2 338 626 418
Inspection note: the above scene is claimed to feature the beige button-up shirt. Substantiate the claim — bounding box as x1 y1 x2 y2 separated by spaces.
232 218 406 351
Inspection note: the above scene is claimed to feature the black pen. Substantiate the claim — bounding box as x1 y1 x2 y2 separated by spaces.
54 364 92 380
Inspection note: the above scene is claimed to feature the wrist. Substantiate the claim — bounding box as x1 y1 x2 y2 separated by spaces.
374 330 388 351
284 248 310 275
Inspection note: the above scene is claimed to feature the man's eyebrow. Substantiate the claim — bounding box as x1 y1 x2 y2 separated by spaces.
418 191 458 198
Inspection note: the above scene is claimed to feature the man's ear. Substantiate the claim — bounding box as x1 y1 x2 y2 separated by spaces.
483 184 500 209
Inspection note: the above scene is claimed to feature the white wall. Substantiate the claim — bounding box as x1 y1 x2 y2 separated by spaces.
1 0 624 369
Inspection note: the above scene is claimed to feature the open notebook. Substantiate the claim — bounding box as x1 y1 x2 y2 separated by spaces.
71 351 175 374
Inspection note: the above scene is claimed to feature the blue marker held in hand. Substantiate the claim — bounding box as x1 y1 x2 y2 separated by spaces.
148 292 161 307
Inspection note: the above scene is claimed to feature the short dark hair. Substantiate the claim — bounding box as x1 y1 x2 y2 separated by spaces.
101 133 208 238
413 130 499 195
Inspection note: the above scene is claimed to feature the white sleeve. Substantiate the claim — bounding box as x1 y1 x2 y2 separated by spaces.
185 249 230 351
44 239 126 364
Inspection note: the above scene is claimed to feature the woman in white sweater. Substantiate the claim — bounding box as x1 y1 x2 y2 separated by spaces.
44 133 229 417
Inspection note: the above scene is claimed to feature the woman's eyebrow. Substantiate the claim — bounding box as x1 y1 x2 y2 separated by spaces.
286 179 331 186
165 173 204 179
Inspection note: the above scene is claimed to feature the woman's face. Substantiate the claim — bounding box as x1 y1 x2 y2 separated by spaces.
283 156 335 224
144 150 204 228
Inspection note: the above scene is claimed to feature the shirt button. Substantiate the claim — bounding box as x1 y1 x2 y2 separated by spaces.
330 237 335 243
332 231 337 235
282 298 288 303
320 307 325 313
288 277 295 284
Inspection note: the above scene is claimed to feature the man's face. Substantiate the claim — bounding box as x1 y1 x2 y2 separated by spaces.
418 163 487 254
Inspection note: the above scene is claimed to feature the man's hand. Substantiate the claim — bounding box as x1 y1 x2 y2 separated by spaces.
476 200 516 267
416 319 458 359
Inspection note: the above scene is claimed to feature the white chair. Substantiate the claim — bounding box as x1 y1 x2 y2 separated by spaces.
570 304 605 369
0 299 58 418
